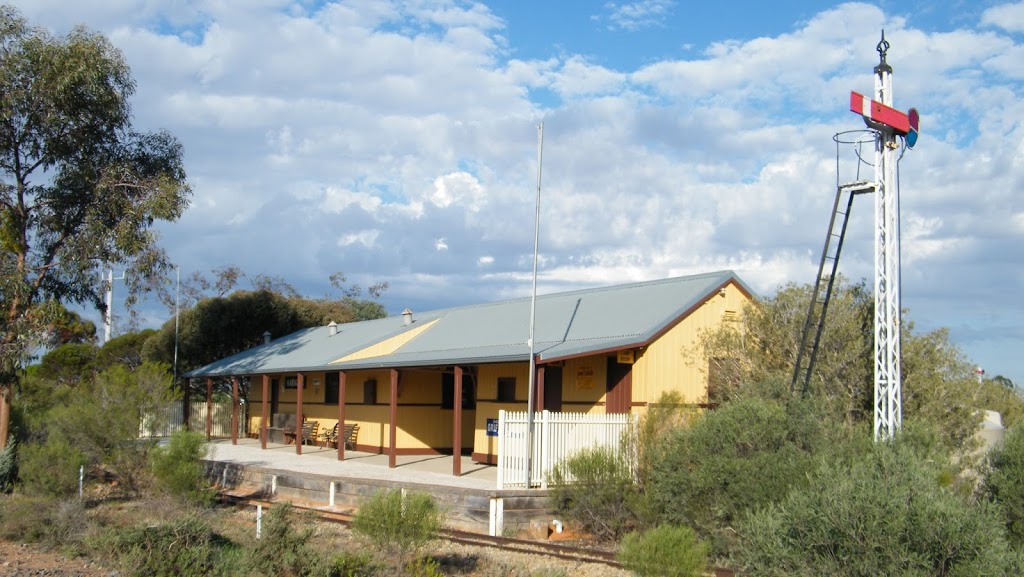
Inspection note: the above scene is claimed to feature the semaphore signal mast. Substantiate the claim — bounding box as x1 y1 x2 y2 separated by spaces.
791 32 919 442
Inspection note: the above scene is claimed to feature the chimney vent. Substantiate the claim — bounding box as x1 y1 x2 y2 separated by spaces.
263 331 272 344
328 321 338 336
402 308 413 327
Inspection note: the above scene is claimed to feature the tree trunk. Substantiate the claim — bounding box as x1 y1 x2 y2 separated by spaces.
0 384 10 449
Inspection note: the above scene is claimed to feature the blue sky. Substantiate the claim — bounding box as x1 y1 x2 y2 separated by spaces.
9 0 1024 386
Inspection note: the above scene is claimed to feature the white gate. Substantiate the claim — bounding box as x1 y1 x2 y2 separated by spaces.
496 410 633 489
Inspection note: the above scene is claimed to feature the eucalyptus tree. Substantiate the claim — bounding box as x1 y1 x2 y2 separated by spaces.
0 7 190 447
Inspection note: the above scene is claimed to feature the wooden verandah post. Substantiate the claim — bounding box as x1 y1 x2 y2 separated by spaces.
453 366 462 476
260 374 269 449
389 369 398 468
337 371 347 461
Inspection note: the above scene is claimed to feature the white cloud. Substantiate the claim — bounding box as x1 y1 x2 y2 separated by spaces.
597 1 674 32
981 2 1024 33
7 0 1024 384
338 230 380 249
429 172 486 211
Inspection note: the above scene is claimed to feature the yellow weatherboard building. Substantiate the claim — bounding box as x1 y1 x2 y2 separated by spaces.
187 270 754 466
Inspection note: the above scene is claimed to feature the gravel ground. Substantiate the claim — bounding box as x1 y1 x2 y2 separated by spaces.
0 536 629 577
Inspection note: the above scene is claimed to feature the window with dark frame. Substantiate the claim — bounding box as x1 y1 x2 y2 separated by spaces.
363 379 377 405
441 372 477 410
283 376 300 389
325 372 339 404
497 377 516 402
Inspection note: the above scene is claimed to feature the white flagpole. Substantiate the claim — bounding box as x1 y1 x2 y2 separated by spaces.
525 123 544 488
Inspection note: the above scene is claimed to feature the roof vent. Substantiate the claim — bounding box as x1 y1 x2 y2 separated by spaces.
263 331 272 344
328 321 338 336
402 308 413 326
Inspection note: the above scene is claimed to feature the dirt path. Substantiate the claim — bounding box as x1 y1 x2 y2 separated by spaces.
0 540 116 577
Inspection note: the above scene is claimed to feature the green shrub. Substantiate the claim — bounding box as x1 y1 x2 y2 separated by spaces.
0 494 68 543
632 391 692 488
0 437 16 493
327 551 379 577
352 490 442 564
983 419 1024 546
738 437 1022 576
241 502 328 577
547 444 640 540
151 430 212 505
16 438 88 497
104 513 237 577
618 525 709 577
404 556 443 577
644 397 824 552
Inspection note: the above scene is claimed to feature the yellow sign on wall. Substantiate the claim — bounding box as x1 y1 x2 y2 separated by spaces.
576 366 594 390
617 350 635 364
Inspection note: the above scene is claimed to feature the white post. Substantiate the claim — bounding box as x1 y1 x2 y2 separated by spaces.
104 269 113 344
79 465 84 499
173 266 180 384
525 122 544 489
497 410 505 489
102 269 126 344
256 504 262 539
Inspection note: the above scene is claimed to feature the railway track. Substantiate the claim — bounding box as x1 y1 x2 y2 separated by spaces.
218 492 735 576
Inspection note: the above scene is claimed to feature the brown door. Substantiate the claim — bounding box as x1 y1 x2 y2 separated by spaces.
544 366 563 412
606 357 632 414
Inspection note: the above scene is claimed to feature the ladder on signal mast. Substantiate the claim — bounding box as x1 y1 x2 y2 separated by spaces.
791 180 877 396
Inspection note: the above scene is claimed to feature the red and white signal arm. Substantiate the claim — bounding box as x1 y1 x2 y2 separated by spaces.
850 91 920 148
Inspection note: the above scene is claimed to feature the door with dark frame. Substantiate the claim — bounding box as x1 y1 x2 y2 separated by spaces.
605 357 632 414
544 366 563 412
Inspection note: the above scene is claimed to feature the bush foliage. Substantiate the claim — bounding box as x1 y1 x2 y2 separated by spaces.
983 420 1024 547
16 437 88 497
618 525 709 577
0 437 17 493
151 430 212 505
644 396 825 552
351 489 443 564
102 513 238 577
738 437 1022 576
547 444 640 540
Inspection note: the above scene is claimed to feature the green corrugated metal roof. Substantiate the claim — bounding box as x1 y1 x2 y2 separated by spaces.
186 270 753 377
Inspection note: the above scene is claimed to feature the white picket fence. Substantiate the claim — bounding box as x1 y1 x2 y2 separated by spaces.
496 410 634 489
140 400 243 438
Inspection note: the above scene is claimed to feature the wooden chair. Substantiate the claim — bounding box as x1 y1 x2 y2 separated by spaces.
301 420 319 446
320 423 338 447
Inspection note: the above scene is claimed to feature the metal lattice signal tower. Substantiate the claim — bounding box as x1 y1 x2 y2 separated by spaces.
870 35 902 441
792 33 917 442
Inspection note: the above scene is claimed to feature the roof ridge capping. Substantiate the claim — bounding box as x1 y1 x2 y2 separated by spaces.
426 269 747 315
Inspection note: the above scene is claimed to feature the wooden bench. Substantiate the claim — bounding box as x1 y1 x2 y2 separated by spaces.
320 423 338 447
342 423 359 450
301 420 319 446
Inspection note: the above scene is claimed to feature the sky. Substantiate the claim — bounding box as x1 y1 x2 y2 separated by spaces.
9 0 1024 384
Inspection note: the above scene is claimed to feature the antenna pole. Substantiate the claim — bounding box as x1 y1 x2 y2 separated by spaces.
103 269 126 344
525 122 544 488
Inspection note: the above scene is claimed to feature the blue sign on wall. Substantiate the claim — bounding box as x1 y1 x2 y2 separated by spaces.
486 418 499 437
